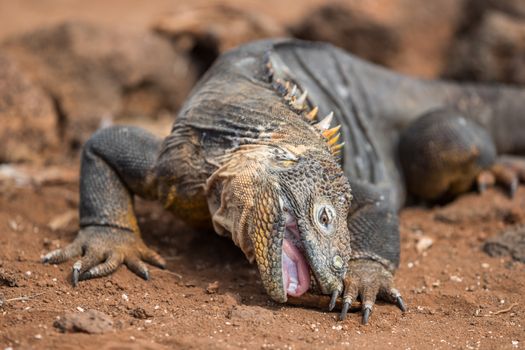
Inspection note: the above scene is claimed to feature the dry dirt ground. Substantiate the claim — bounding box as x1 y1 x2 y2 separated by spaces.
1 1 524 349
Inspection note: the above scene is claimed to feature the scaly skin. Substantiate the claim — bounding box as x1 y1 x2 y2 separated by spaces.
42 39 525 324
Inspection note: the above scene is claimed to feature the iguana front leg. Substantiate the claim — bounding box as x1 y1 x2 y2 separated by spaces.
42 126 166 285
338 180 406 324
292 180 405 324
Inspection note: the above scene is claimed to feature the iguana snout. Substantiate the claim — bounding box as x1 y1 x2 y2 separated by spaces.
277 153 353 302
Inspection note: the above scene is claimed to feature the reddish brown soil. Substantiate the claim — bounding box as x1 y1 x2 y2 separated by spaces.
1 165 524 349
1 1 524 350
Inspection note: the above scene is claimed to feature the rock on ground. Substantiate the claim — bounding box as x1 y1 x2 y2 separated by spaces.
292 3 400 67
484 225 525 263
153 4 286 76
0 53 58 163
1 22 196 153
443 0 525 84
291 0 465 77
54 309 114 334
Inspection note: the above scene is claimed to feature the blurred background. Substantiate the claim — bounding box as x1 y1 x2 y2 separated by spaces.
1 0 524 165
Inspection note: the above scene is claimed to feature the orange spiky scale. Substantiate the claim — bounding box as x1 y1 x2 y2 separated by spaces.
291 90 308 110
306 106 319 121
327 133 341 146
331 142 344 153
315 112 334 131
296 90 307 105
322 125 341 139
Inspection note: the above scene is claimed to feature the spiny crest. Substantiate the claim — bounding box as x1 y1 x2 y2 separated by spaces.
314 112 345 158
265 56 344 158
264 54 311 113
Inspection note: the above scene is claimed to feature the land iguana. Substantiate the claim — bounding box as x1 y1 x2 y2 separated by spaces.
42 39 525 324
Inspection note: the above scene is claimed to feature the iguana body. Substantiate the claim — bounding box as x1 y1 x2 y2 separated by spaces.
43 39 525 324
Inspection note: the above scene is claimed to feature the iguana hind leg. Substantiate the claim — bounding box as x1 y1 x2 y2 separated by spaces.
42 126 166 285
399 109 495 200
399 108 525 200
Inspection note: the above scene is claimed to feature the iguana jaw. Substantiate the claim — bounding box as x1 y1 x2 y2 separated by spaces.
252 196 314 303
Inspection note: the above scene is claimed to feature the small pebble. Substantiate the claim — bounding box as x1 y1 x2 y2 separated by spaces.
206 281 220 294
450 275 463 283
416 236 433 253
122 294 129 302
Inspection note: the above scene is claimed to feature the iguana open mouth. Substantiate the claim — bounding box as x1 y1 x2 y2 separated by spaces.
282 211 310 297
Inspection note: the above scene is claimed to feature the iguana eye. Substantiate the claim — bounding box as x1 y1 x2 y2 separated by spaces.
320 210 330 225
315 204 335 233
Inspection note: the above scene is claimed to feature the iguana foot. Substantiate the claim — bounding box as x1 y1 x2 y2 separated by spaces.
42 226 166 286
339 260 405 324
477 156 525 198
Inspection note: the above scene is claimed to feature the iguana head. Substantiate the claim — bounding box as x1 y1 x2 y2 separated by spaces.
207 111 353 303
255 146 353 303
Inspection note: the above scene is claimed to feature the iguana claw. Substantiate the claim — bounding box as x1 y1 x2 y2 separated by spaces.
362 305 372 325
396 295 407 312
328 290 339 311
72 261 81 287
339 298 351 320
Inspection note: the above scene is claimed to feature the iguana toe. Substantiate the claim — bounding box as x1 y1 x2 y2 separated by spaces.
124 255 151 280
77 252 124 283
140 249 167 269
478 156 525 198
42 242 82 264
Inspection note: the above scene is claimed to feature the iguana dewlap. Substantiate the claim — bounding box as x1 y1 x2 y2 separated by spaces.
43 39 525 324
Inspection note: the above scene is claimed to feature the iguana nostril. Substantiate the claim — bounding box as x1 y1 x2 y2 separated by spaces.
332 255 344 269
